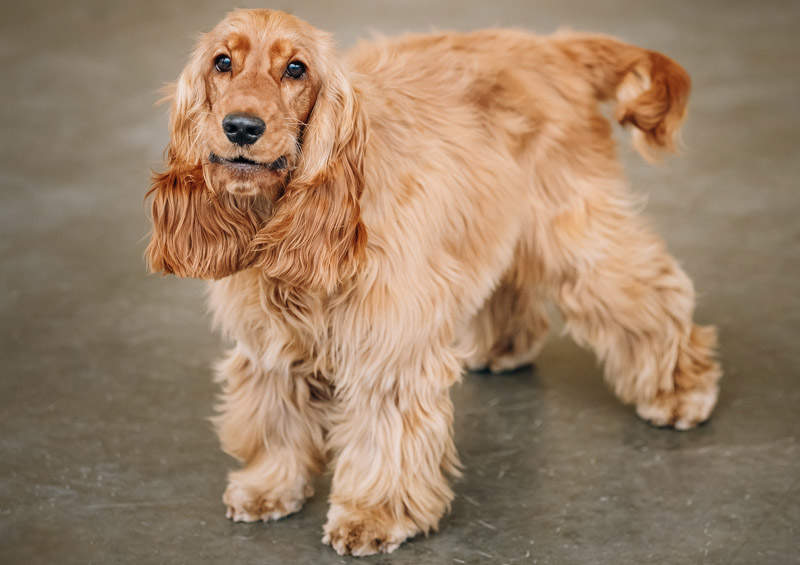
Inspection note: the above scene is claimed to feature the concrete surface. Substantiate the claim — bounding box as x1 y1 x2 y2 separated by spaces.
1 1 798 564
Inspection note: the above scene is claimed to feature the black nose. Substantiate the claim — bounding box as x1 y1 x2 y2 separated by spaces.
222 113 265 146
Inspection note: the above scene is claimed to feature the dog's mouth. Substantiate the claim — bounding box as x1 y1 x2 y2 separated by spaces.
209 152 288 172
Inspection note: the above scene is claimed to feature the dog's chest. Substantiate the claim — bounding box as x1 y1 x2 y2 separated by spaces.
209 272 355 379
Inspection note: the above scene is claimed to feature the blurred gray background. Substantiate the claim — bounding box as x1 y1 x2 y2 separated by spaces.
1 1 798 564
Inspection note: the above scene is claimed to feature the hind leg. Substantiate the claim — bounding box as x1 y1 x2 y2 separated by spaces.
541 189 721 429
459 277 550 373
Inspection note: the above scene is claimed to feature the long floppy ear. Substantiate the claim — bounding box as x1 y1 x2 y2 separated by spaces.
145 167 265 278
145 45 266 279
250 60 368 293
166 45 208 166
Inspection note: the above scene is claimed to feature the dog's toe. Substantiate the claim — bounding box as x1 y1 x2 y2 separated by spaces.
322 506 418 556
223 479 311 523
636 385 719 430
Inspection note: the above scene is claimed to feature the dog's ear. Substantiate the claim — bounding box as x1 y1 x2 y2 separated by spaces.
145 167 265 279
251 59 367 293
166 45 208 166
145 45 266 279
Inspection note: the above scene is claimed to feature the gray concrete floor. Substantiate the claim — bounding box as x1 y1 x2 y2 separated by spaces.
1 1 798 564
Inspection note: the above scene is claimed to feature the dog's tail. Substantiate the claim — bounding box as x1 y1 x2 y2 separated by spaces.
553 33 691 162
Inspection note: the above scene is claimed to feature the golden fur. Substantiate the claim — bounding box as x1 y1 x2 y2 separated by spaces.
146 9 721 556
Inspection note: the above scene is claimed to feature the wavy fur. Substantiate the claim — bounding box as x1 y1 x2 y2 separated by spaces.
146 10 721 556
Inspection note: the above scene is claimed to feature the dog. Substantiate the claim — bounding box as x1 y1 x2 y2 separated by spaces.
145 9 721 556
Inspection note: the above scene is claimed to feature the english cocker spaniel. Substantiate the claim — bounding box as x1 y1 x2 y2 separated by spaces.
146 9 721 556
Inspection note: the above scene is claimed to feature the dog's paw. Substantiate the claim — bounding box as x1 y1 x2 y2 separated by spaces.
487 350 540 374
466 352 536 374
636 385 719 430
322 505 419 556
465 336 547 374
223 474 312 523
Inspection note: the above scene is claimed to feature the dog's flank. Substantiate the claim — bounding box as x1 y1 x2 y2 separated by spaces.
146 9 720 556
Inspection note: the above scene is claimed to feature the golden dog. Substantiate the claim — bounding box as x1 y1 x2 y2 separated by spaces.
146 9 721 555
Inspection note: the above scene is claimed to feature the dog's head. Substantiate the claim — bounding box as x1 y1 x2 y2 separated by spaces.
146 9 366 291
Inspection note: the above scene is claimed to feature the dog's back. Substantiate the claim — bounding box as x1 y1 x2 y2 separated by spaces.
347 29 690 165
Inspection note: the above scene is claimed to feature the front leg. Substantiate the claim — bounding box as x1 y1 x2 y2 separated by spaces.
322 350 461 556
214 348 328 522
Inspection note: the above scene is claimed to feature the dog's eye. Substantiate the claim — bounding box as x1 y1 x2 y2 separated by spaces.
214 54 232 73
284 61 306 79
